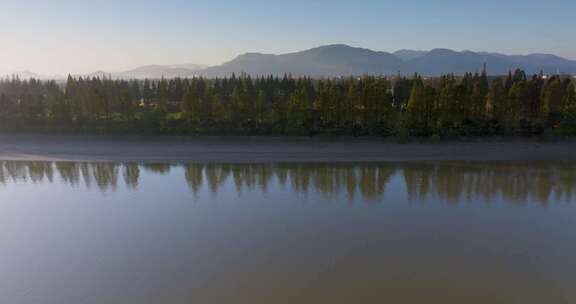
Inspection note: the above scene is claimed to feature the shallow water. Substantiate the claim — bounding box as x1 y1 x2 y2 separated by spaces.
0 161 575 303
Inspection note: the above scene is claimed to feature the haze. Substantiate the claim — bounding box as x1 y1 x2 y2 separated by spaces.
0 0 575 75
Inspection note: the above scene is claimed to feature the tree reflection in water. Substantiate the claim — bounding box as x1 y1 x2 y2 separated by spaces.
0 161 575 205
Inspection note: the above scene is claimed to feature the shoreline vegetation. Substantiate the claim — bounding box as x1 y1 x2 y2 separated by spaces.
0 69 574 138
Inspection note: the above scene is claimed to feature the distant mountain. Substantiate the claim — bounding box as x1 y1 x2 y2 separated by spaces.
1 70 59 80
165 64 208 70
408 49 576 75
7 66 206 80
406 49 509 75
112 64 206 79
6 45 576 79
83 64 208 79
3 64 208 80
200 44 408 77
200 45 576 77
487 53 576 74
393 49 428 61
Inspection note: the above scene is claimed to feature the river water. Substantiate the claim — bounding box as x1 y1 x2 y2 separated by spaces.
0 161 574 303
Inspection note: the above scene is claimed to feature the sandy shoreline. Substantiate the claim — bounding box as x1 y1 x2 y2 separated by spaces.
0 134 575 163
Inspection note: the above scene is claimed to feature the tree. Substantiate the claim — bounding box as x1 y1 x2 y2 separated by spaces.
0 70 571 137
405 77 435 135
255 89 267 124
142 79 153 102
470 70 488 118
181 85 196 120
542 77 565 120
560 82 576 133
157 78 169 114
487 78 506 122
508 79 530 121
118 87 135 120
436 75 458 131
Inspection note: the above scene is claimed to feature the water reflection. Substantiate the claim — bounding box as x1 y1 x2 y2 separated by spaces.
0 161 575 205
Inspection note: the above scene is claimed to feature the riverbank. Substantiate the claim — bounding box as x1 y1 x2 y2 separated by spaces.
0 134 575 163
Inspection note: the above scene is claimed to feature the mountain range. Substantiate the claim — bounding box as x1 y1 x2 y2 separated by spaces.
4 44 576 79
202 45 576 77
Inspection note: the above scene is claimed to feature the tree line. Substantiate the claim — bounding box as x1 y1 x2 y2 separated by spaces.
0 70 575 136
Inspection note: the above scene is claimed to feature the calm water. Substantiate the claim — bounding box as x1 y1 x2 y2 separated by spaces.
1 161 575 304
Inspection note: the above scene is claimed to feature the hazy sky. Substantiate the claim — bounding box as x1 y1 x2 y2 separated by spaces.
0 0 574 75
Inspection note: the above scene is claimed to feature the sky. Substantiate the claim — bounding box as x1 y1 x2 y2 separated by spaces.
0 0 574 75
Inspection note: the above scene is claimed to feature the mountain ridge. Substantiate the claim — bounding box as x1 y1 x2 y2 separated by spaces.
201 45 576 77
4 45 576 79
201 44 408 77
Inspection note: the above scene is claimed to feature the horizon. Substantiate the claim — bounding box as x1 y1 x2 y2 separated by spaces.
3 44 576 78
1 0 575 75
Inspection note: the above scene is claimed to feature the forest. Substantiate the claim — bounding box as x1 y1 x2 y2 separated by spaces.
0 69 575 137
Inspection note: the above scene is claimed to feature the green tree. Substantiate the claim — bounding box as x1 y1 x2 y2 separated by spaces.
405 77 436 135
